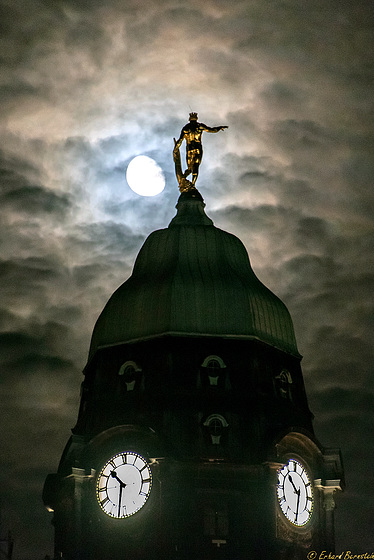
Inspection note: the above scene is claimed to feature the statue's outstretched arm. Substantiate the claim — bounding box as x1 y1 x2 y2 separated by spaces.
200 123 228 133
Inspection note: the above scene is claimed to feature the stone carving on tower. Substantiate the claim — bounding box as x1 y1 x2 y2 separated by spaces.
43 115 343 560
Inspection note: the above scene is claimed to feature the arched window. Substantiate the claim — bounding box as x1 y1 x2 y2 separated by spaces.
118 361 142 392
203 414 229 445
274 368 293 400
200 355 227 388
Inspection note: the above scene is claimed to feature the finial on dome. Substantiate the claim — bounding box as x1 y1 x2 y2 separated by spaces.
168 190 214 227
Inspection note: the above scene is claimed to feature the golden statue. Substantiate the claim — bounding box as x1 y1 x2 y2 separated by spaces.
173 112 228 192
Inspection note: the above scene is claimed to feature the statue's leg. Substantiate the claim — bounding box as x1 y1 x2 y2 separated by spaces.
185 148 202 183
184 150 193 178
191 162 199 185
191 149 202 185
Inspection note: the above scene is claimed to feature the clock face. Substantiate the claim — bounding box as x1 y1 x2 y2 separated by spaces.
96 451 152 519
276 459 313 526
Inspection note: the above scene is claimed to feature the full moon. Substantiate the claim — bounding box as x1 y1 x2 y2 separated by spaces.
126 155 165 196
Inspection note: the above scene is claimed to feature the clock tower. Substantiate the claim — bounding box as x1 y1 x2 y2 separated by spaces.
43 127 344 560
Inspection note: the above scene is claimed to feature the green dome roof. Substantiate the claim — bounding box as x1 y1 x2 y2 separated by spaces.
87 192 299 361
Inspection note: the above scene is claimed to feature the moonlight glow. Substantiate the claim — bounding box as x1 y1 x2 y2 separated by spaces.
126 155 165 196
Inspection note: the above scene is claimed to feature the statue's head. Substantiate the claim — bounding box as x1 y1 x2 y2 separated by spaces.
189 112 198 121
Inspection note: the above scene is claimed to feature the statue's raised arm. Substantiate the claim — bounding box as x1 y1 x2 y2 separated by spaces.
173 112 228 191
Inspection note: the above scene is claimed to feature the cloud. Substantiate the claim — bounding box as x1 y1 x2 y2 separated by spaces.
2 183 70 215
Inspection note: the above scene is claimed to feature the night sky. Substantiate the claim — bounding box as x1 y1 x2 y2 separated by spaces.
1 1 373 558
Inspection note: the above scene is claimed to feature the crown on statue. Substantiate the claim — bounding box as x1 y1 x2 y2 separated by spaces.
189 112 198 120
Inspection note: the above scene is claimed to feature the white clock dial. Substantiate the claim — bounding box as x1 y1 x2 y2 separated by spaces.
96 452 152 519
276 459 313 526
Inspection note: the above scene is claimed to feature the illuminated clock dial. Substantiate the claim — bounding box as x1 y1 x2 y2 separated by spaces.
276 459 313 526
96 451 152 519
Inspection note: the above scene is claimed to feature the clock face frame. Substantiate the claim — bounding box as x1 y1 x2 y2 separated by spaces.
276 459 313 527
96 451 152 519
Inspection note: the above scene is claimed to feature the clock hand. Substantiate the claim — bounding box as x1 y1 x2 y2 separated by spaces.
295 487 301 523
110 470 127 488
288 474 299 494
117 482 123 517
111 471 127 517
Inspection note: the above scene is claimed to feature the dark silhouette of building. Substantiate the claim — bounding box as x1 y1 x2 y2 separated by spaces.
43 189 344 559
0 529 13 559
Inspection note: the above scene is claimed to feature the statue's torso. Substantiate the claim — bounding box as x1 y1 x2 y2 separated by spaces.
182 122 205 147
